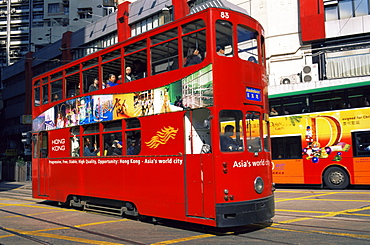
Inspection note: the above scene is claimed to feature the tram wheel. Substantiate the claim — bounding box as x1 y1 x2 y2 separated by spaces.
323 166 349 190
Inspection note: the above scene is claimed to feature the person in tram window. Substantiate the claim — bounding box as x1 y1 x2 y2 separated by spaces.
133 60 146 79
124 67 136 83
112 141 123 155
88 78 99 92
248 56 257 63
184 48 202 67
216 46 225 56
83 137 98 156
76 84 80 96
106 140 122 156
52 93 60 102
71 134 80 157
106 74 118 87
220 125 239 151
127 140 138 155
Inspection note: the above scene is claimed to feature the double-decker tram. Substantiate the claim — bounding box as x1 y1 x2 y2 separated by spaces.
269 84 370 189
31 4 274 227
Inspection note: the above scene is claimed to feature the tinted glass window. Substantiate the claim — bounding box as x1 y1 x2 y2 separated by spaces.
271 136 302 159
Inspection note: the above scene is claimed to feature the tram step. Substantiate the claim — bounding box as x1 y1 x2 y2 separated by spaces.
84 203 126 216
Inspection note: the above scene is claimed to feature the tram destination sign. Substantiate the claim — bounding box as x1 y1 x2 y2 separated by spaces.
246 87 261 102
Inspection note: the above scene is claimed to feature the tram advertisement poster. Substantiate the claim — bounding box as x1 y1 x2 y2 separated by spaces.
33 65 214 132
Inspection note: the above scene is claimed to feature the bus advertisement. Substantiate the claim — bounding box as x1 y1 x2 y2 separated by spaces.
270 107 370 189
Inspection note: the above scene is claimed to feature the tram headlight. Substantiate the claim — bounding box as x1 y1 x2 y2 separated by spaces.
254 176 264 194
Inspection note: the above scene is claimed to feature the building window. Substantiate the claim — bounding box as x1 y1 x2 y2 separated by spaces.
48 3 60 14
339 0 353 19
130 13 173 37
354 0 369 16
325 0 370 21
78 8 93 19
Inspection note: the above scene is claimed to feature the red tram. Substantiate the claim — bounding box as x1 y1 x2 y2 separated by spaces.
31 2 274 227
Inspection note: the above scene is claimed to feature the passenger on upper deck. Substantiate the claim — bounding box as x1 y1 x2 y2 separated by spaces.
185 48 202 67
216 46 225 56
124 67 136 83
52 93 59 102
106 74 118 87
88 78 99 92
133 60 146 79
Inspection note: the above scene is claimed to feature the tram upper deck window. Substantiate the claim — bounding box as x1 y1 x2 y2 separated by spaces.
102 58 122 87
51 79 62 102
151 28 179 74
237 25 259 63
66 73 80 98
125 40 147 54
66 64 80 75
216 20 233 57
83 57 99 69
42 84 49 104
219 110 244 152
125 40 147 80
182 19 205 34
34 85 40 107
50 71 63 81
83 67 99 93
182 22 206 67
102 49 121 63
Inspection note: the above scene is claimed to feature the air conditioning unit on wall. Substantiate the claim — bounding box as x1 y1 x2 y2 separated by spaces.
302 64 319 83
280 74 298 84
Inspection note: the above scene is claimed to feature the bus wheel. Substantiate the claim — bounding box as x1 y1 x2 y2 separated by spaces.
323 166 349 190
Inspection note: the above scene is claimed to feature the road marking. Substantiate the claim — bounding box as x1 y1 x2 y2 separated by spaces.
151 234 215 244
3 227 124 245
275 192 336 202
308 229 370 239
0 210 71 219
275 190 370 195
0 219 130 243
0 202 77 210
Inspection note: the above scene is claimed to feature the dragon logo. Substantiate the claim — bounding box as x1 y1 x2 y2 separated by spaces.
145 126 179 149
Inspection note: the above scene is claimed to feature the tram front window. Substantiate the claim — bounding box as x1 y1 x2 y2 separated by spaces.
219 110 244 152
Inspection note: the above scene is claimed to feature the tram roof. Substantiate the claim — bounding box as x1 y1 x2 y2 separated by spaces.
128 0 249 24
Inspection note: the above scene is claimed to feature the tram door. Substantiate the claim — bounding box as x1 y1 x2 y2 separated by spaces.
185 109 214 218
34 131 49 196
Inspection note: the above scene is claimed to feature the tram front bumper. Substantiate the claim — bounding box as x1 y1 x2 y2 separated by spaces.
215 195 275 227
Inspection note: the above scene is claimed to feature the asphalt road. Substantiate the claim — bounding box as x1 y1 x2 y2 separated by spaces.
0 181 369 244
